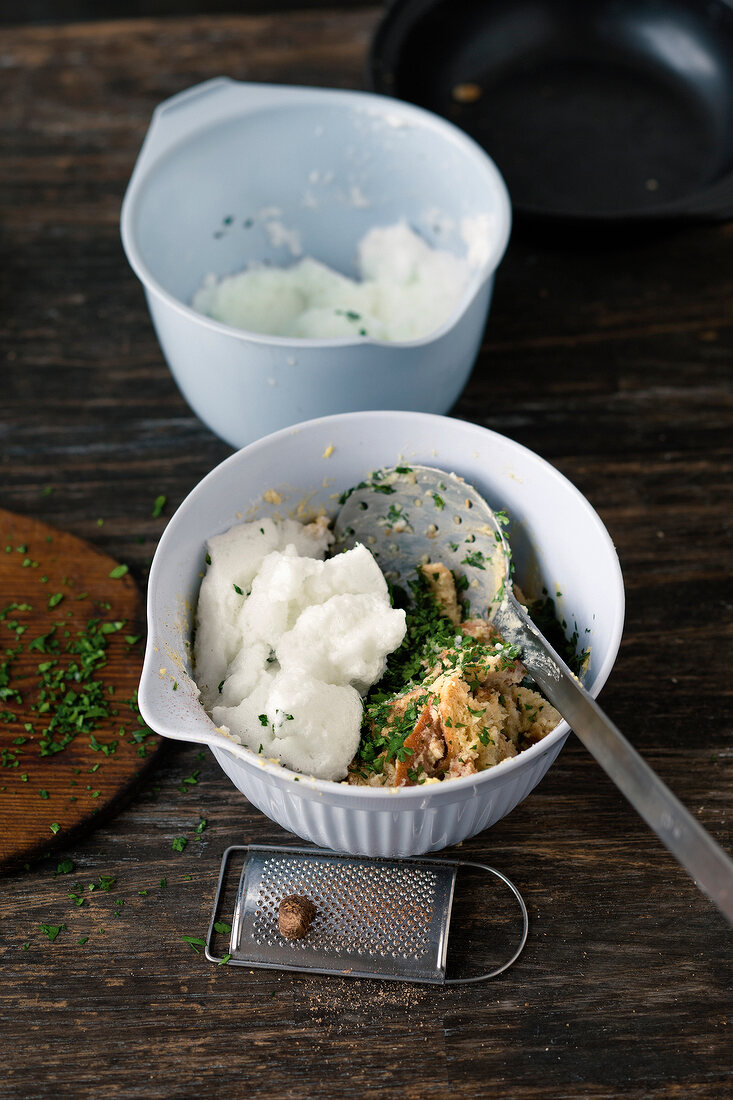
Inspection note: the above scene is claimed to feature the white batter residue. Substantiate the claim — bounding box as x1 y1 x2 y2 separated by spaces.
192 221 478 342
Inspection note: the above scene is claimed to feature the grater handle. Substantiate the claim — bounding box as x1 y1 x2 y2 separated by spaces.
205 844 249 964
444 860 529 984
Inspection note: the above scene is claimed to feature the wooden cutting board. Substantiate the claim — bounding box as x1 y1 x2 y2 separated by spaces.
0 509 162 869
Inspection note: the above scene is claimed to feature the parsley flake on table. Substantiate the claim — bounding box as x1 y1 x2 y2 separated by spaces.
68 884 85 907
178 769 199 793
182 935 206 954
172 836 187 852
88 875 116 893
39 923 66 941
152 494 167 518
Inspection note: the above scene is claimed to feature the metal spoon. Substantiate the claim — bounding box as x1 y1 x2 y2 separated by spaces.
334 464 733 925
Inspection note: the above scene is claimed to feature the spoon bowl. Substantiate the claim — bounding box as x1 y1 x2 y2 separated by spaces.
334 464 509 610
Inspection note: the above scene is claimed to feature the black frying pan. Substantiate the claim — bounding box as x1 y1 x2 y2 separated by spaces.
368 0 733 222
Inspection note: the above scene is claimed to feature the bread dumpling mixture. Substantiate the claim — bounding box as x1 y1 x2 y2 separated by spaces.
194 516 406 781
349 563 562 788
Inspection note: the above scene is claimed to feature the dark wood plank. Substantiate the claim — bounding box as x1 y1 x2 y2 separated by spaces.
0 9 730 1100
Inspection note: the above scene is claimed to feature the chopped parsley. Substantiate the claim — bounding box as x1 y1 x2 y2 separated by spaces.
461 549 486 570
0 590 156 773
526 591 590 676
182 935 206 954
89 875 116 892
39 923 66 941
354 573 460 774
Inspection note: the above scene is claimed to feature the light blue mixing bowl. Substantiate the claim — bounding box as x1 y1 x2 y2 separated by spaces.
121 78 511 449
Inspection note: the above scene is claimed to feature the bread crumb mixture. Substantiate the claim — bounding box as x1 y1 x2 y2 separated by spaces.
348 563 560 787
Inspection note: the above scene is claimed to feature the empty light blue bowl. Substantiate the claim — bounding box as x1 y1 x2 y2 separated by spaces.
121 78 511 449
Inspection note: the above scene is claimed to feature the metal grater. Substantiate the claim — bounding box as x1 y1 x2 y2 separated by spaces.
205 845 528 985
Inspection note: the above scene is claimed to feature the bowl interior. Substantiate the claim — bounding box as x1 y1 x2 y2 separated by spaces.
140 411 624 775
128 98 507 307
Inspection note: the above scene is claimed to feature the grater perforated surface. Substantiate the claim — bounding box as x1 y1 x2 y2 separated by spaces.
229 846 457 981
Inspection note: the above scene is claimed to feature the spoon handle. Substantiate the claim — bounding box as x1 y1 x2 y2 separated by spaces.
493 597 733 925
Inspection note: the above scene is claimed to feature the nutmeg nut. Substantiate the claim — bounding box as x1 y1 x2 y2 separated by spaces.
278 894 317 940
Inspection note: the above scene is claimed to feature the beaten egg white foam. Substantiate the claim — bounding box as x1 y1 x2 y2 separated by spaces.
194 517 406 781
192 221 475 342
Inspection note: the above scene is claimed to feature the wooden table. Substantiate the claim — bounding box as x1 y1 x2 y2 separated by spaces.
1 9 730 1098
